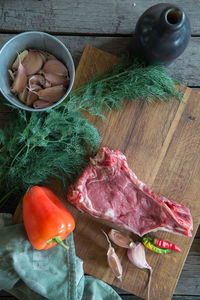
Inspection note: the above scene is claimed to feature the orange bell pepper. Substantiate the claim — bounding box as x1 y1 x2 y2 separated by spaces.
23 186 75 250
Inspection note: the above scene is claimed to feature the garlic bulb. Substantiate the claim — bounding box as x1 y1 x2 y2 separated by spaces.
9 49 69 108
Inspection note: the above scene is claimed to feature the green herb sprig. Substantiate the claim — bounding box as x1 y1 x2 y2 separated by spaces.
0 106 100 207
66 58 183 119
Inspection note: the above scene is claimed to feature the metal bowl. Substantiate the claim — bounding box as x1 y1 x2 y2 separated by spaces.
0 31 75 111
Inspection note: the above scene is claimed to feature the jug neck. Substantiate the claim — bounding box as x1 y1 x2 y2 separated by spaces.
159 6 185 31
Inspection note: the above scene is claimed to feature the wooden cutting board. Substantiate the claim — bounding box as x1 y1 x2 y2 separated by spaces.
14 45 200 300
65 45 200 300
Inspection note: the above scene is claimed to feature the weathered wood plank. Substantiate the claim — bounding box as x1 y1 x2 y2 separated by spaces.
1 292 200 300
195 225 200 238
0 0 199 35
175 238 200 295
0 34 200 87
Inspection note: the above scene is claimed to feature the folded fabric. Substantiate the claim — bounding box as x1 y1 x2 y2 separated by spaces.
0 213 121 300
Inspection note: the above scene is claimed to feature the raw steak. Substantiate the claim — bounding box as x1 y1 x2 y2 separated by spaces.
67 147 193 237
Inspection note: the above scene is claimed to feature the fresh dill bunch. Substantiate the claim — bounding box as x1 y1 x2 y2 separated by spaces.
0 56 183 208
0 105 100 207
66 58 183 119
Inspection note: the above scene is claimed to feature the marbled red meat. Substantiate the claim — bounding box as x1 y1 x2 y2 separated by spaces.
67 147 193 237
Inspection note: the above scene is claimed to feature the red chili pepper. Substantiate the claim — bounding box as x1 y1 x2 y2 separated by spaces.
153 238 181 252
23 186 75 250
142 238 171 254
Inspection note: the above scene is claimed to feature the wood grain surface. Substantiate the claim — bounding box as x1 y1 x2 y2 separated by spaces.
61 45 200 300
1 1 200 298
0 0 200 35
0 34 199 87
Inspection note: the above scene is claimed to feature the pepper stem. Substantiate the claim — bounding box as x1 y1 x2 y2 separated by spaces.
142 237 149 245
47 236 69 250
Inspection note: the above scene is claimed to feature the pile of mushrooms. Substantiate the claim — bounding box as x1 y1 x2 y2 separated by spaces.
9 49 69 109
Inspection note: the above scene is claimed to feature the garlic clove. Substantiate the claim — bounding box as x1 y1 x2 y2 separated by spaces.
46 53 57 61
33 100 52 109
43 59 68 76
102 230 123 281
37 85 66 102
18 87 28 103
44 73 69 87
30 84 43 92
38 51 47 64
12 50 29 71
127 242 150 270
127 243 152 300
107 245 123 281
29 75 45 90
38 50 57 62
108 229 136 249
26 91 38 107
22 50 43 75
11 62 27 93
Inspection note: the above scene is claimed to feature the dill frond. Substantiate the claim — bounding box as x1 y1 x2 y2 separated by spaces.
66 58 183 118
0 106 100 206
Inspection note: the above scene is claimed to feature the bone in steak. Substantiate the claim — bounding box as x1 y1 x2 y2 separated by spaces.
67 147 193 237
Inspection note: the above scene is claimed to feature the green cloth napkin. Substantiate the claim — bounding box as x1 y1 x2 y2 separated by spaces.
0 213 121 300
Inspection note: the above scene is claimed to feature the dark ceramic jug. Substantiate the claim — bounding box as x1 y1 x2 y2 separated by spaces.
135 3 191 65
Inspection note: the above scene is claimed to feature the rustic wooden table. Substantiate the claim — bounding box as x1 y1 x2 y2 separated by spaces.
0 1 199 300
